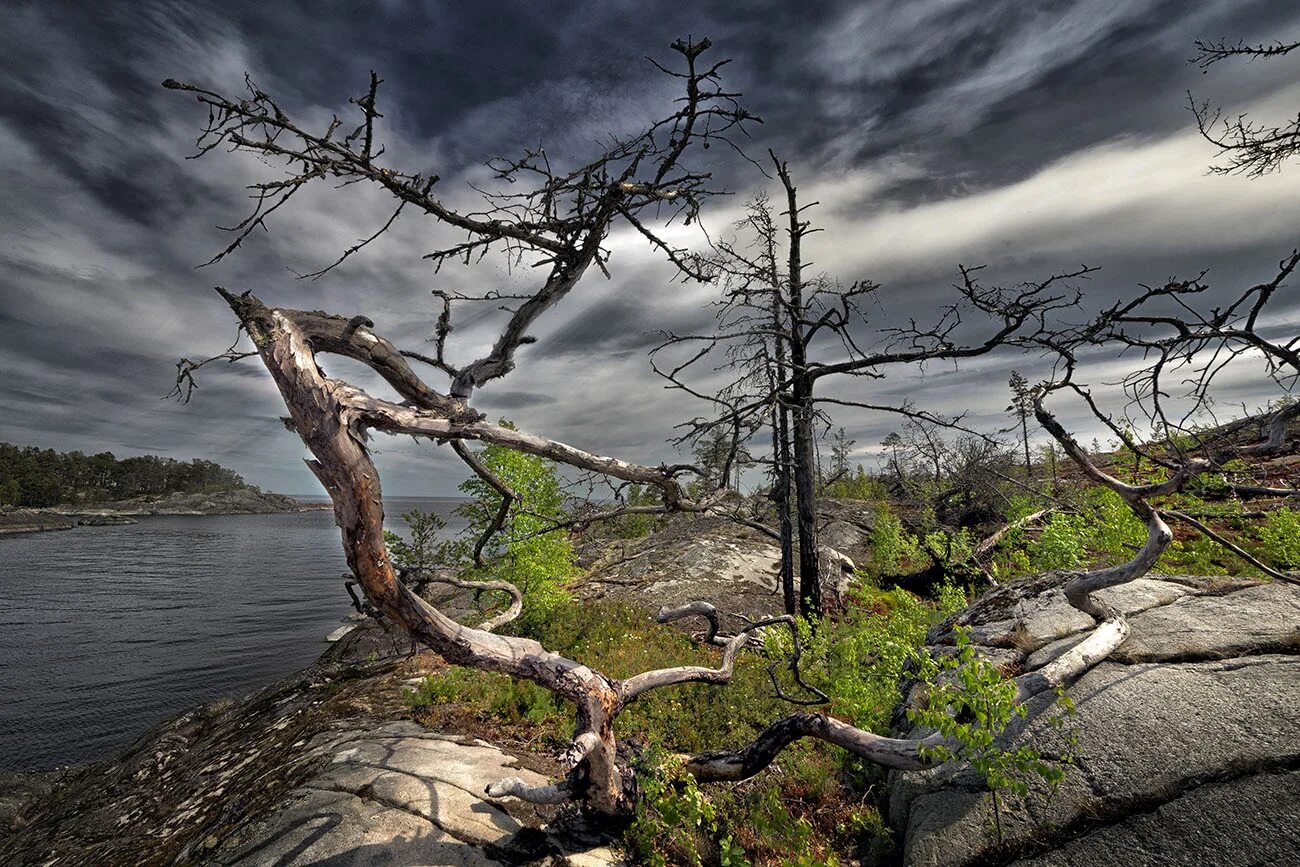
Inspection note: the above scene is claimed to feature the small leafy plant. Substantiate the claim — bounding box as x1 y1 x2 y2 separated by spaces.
908 628 1076 841
627 750 750 867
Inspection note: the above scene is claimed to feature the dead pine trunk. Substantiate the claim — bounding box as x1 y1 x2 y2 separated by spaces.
773 396 796 616
776 154 821 619
791 380 820 618
223 291 633 815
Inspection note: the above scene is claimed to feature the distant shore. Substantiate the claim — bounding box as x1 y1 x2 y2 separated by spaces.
0 489 329 536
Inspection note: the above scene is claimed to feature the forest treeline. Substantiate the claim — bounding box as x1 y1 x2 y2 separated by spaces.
0 442 253 507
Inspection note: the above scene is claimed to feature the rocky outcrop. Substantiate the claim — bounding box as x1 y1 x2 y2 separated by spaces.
575 500 875 620
0 509 140 536
0 508 74 535
210 722 619 866
889 573 1300 866
577 515 785 621
64 487 323 516
0 620 622 866
0 490 321 537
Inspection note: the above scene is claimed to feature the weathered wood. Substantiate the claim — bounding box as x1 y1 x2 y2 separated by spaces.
227 291 630 812
774 157 822 619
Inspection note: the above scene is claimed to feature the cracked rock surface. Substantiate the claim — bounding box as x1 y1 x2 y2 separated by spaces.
890 574 1300 867
213 722 609 866
0 620 622 866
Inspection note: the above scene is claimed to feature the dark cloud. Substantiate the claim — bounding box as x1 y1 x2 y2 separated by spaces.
1 1 1298 494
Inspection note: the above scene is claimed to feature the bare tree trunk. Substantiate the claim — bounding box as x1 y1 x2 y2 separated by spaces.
763 236 798 616
224 291 638 812
774 400 796 616
775 156 822 619
791 382 821 618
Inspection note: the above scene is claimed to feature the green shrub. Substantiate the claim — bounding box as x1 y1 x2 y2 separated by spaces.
764 586 940 733
405 588 963 864
922 527 975 569
1083 487 1147 561
909 628 1076 840
1258 508 1300 569
868 505 924 575
824 466 888 501
455 423 576 626
627 751 748 867
1032 512 1089 571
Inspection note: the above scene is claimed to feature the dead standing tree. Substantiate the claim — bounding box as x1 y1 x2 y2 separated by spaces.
656 156 1092 617
651 190 801 612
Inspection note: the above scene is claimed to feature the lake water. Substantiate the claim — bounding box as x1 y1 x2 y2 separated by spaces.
0 497 467 772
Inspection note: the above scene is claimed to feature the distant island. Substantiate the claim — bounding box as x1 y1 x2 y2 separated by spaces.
0 442 323 535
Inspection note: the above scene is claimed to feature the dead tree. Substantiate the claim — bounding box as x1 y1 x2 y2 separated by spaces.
657 157 1091 616
1038 251 1300 514
1190 37 1300 176
165 41 1298 822
652 191 801 612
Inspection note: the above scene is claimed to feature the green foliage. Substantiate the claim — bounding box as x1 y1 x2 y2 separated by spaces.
922 527 976 569
1083 487 1147 560
1258 508 1300 569
404 665 564 726
1157 537 1227 575
909 628 1075 840
454 424 576 625
823 465 887 501
404 588 963 864
629 745 889 866
868 504 920 575
986 480 1292 583
627 752 748 867
384 508 449 574
768 586 942 732
1031 512 1090 571
0 441 252 507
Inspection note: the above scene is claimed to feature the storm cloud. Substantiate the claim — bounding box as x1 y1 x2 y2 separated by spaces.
2 1 1298 494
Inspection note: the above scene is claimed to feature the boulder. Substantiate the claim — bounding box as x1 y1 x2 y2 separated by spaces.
818 544 856 607
890 574 1300 866
577 515 785 621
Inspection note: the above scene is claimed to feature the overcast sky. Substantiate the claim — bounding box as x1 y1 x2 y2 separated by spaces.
2 1 1299 495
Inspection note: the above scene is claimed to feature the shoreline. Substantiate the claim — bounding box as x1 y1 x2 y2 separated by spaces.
0 493 330 537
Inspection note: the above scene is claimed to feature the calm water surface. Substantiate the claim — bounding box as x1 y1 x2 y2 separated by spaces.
0 497 466 771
